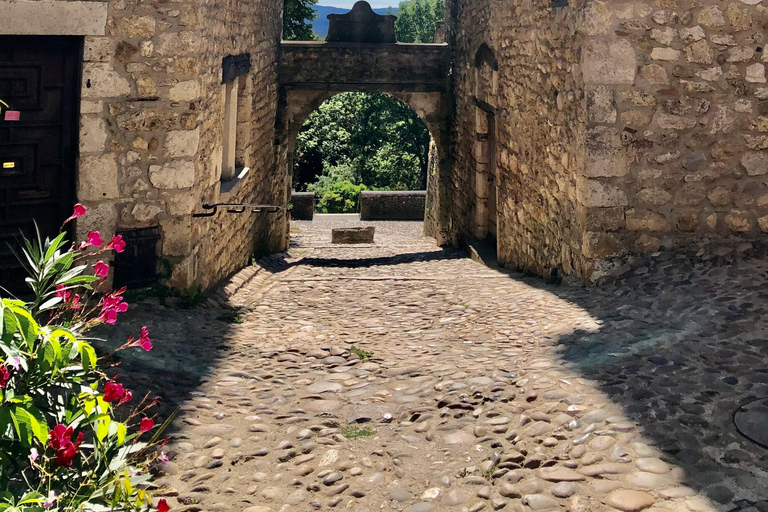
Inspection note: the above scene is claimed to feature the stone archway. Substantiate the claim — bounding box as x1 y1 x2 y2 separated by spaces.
276 89 443 233
471 43 500 243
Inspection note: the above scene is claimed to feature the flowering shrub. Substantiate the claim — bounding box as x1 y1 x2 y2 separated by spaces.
0 205 169 512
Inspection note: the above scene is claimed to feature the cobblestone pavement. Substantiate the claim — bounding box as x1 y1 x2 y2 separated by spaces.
105 217 768 512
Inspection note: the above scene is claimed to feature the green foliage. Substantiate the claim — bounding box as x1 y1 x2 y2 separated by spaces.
348 346 373 363
294 93 431 207
392 0 445 43
283 0 319 41
0 216 166 512
340 426 375 439
307 165 368 214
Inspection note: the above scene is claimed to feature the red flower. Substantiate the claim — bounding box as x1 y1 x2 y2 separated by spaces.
48 424 83 466
106 234 126 253
140 417 154 433
94 260 109 277
0 364 9 389
156 499 170 512
103 380 132 404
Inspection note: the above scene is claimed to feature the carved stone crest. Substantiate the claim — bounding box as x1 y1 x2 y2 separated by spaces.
326 1 397 44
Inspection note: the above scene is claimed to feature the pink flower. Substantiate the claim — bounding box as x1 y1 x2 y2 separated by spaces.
156 499 170 512
128 326 152 351
55 285 82 309
6 357 20 371
106 234 126 253
87 230 103 247
63 204 87 226
158 451 169 464
94 260 109 277
140 417 154 433
29 448 39 462
43 491 57 509
98 288 128 324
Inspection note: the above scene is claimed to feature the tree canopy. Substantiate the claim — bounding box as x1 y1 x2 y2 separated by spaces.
392 0 445 43
293 93 431 212
283 0 319 41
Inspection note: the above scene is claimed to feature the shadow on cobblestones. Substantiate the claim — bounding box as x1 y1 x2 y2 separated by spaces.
552 257 768 508
297 248 465 269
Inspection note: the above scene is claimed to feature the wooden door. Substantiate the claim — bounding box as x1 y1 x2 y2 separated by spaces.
0 36 80 295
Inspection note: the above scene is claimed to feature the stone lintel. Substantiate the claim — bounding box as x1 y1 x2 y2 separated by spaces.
0 0 108 35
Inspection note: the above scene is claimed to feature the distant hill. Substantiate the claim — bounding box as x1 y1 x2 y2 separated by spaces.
311 5 398 39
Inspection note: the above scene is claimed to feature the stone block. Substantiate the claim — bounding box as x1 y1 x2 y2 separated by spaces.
78 154 119 201
74 202 117 243
290 192 315 221
586 126 627 177
120 16 156 39
583 40 636 85
164 129 200 158
580 207 625 231
742 152 768 176
80 115 107 153
169 80 201 102
81 63 130 98
161 217 193 256
587 86 616 123
626 209 671 232
582 232 623 258
332 227 375 244
651 48 680 61
634 233 661 253
746 64 767 84
725 210 750 232
132 203 164 223
637 188 671 206
0 0 107 35
83 37 115 62
360 191 426 221
686 40 713 64
149 161 196 189
641 64 668 84
577 179 628 208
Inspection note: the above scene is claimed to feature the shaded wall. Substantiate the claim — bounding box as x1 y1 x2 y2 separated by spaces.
446 0 588 281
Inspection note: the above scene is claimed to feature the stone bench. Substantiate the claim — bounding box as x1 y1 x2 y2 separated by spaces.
332 227 375 244
290 192 314 220
359 190 426 221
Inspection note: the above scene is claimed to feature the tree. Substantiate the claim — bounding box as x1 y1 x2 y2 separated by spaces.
393 0 445 43
283 0 318 41
293 93 432 210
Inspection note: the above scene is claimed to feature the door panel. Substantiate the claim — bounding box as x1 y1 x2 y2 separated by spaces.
0 36 81 295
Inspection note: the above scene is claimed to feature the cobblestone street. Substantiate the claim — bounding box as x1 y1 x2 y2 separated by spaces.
106 218 768 512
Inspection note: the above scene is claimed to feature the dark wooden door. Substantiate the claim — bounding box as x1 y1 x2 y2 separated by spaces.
0 36 80 295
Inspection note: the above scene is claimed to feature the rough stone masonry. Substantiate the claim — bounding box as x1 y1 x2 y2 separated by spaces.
4 0 768 289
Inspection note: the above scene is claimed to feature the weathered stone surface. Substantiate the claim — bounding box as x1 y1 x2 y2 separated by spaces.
604 489 655 512
331 227 375 244
149 161 196 189
79 154 119 201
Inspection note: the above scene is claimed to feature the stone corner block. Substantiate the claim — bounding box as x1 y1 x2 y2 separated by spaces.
78 154 119 201
576 178 629 208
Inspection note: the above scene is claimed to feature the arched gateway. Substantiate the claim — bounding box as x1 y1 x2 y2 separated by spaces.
275 1 451 244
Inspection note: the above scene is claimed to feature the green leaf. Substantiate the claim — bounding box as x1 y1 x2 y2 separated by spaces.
18 493 44 506
12 406 48 444
43 232 68 262
96 416 110 441
80 343 97 371
116 422 127 445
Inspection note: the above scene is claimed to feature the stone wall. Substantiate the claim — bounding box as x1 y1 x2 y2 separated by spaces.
579 0 768 282
446 0 587 281
360 191 427 220
12 0 284 290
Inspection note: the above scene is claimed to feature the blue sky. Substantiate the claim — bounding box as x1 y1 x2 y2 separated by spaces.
321 1 397 7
